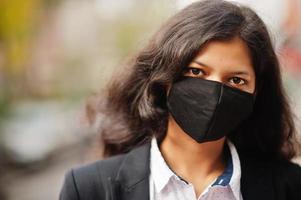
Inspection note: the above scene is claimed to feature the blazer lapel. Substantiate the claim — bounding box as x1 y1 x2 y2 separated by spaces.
114 142 151 200
110 141 278 200
240 156 276 200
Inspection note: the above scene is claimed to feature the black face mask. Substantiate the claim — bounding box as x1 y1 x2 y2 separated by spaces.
167 77 254 143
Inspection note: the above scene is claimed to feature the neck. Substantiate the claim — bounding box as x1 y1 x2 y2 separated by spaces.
160 116 227 182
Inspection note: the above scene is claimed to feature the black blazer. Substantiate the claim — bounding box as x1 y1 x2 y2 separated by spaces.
60 142 301 200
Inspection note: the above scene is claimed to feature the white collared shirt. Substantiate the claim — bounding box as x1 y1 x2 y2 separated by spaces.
149 137 243 200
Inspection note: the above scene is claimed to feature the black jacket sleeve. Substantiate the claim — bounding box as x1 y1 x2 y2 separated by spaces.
59 162 106 200
59 156 123 200
283 162 301 199
59 169 79 200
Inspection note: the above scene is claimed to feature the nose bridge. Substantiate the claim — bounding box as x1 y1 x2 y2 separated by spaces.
206 73 223 83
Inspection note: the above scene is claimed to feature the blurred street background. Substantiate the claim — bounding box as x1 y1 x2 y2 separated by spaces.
0 0 300 199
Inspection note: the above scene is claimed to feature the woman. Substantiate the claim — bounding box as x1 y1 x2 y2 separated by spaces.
60 0 301 199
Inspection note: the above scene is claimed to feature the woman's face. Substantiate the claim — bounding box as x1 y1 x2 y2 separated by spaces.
184 37 256 94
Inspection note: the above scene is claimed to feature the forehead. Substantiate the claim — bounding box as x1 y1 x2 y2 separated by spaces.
192 37 254 73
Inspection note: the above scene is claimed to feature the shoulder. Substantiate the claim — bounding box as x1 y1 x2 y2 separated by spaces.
274 160 301 185
240 152 301 175
240 154 301 199
59 153 127 200
245 156 301 181
59 142 151 200
255 158 301 192
272 160 301 199
74 153 126 178
73 153 126 185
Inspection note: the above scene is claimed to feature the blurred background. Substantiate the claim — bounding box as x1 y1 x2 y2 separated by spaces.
0 0 300 199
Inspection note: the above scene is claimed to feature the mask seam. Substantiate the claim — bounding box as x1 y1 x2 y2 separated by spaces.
205 84 223 138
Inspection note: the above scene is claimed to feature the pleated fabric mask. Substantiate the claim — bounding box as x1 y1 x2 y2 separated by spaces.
167 77 254 143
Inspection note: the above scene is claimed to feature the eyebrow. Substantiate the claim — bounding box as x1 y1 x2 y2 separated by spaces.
192 60 251 76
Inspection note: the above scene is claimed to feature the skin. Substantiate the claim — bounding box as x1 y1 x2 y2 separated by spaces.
160 36 256 198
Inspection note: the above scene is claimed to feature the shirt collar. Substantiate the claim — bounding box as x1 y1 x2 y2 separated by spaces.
227 139 242 200
150 137 242 199
150 137 175 192
211 144 233 186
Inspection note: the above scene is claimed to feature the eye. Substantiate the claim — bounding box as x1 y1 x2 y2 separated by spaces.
185 67 205 76
229 77 247 85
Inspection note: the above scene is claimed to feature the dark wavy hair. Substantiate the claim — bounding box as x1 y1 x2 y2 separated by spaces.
87 0 298 160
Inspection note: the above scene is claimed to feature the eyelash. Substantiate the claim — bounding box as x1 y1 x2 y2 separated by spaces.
185 67 248 86
185 67 206 76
